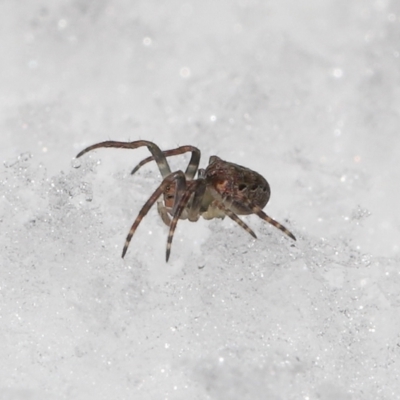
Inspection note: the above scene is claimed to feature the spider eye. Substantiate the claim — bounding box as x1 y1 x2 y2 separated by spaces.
238 184 247 191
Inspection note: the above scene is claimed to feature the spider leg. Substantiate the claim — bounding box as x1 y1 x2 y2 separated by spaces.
166 180 203 262
187 180 207 221
209 188 296 241
130 145 201 179
157 200 171 226
245 202 296 241
76 140 172 178
214 202 257 239
122 170 186 258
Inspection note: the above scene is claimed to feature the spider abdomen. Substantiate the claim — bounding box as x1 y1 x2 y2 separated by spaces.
205 156 270 215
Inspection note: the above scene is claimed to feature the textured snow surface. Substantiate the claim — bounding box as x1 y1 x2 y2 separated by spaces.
1 0 400 399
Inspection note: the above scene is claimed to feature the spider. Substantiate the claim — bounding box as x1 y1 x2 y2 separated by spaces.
76 140 296 261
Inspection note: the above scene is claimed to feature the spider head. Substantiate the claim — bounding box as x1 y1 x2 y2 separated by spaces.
163 182 176 208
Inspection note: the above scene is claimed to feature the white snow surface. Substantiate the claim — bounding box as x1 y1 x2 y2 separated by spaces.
1 1 400 399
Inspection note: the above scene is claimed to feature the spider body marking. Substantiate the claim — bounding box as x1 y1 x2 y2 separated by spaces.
76 140 296 261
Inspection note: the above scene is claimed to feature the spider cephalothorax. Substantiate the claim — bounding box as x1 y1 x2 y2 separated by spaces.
76 140 296 261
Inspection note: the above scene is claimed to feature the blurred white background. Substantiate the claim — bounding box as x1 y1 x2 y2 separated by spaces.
1 0 399 399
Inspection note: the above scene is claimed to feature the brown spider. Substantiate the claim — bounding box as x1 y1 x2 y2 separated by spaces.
76 140 296 261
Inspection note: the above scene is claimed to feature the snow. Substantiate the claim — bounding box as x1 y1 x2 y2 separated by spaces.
1 0 400 399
